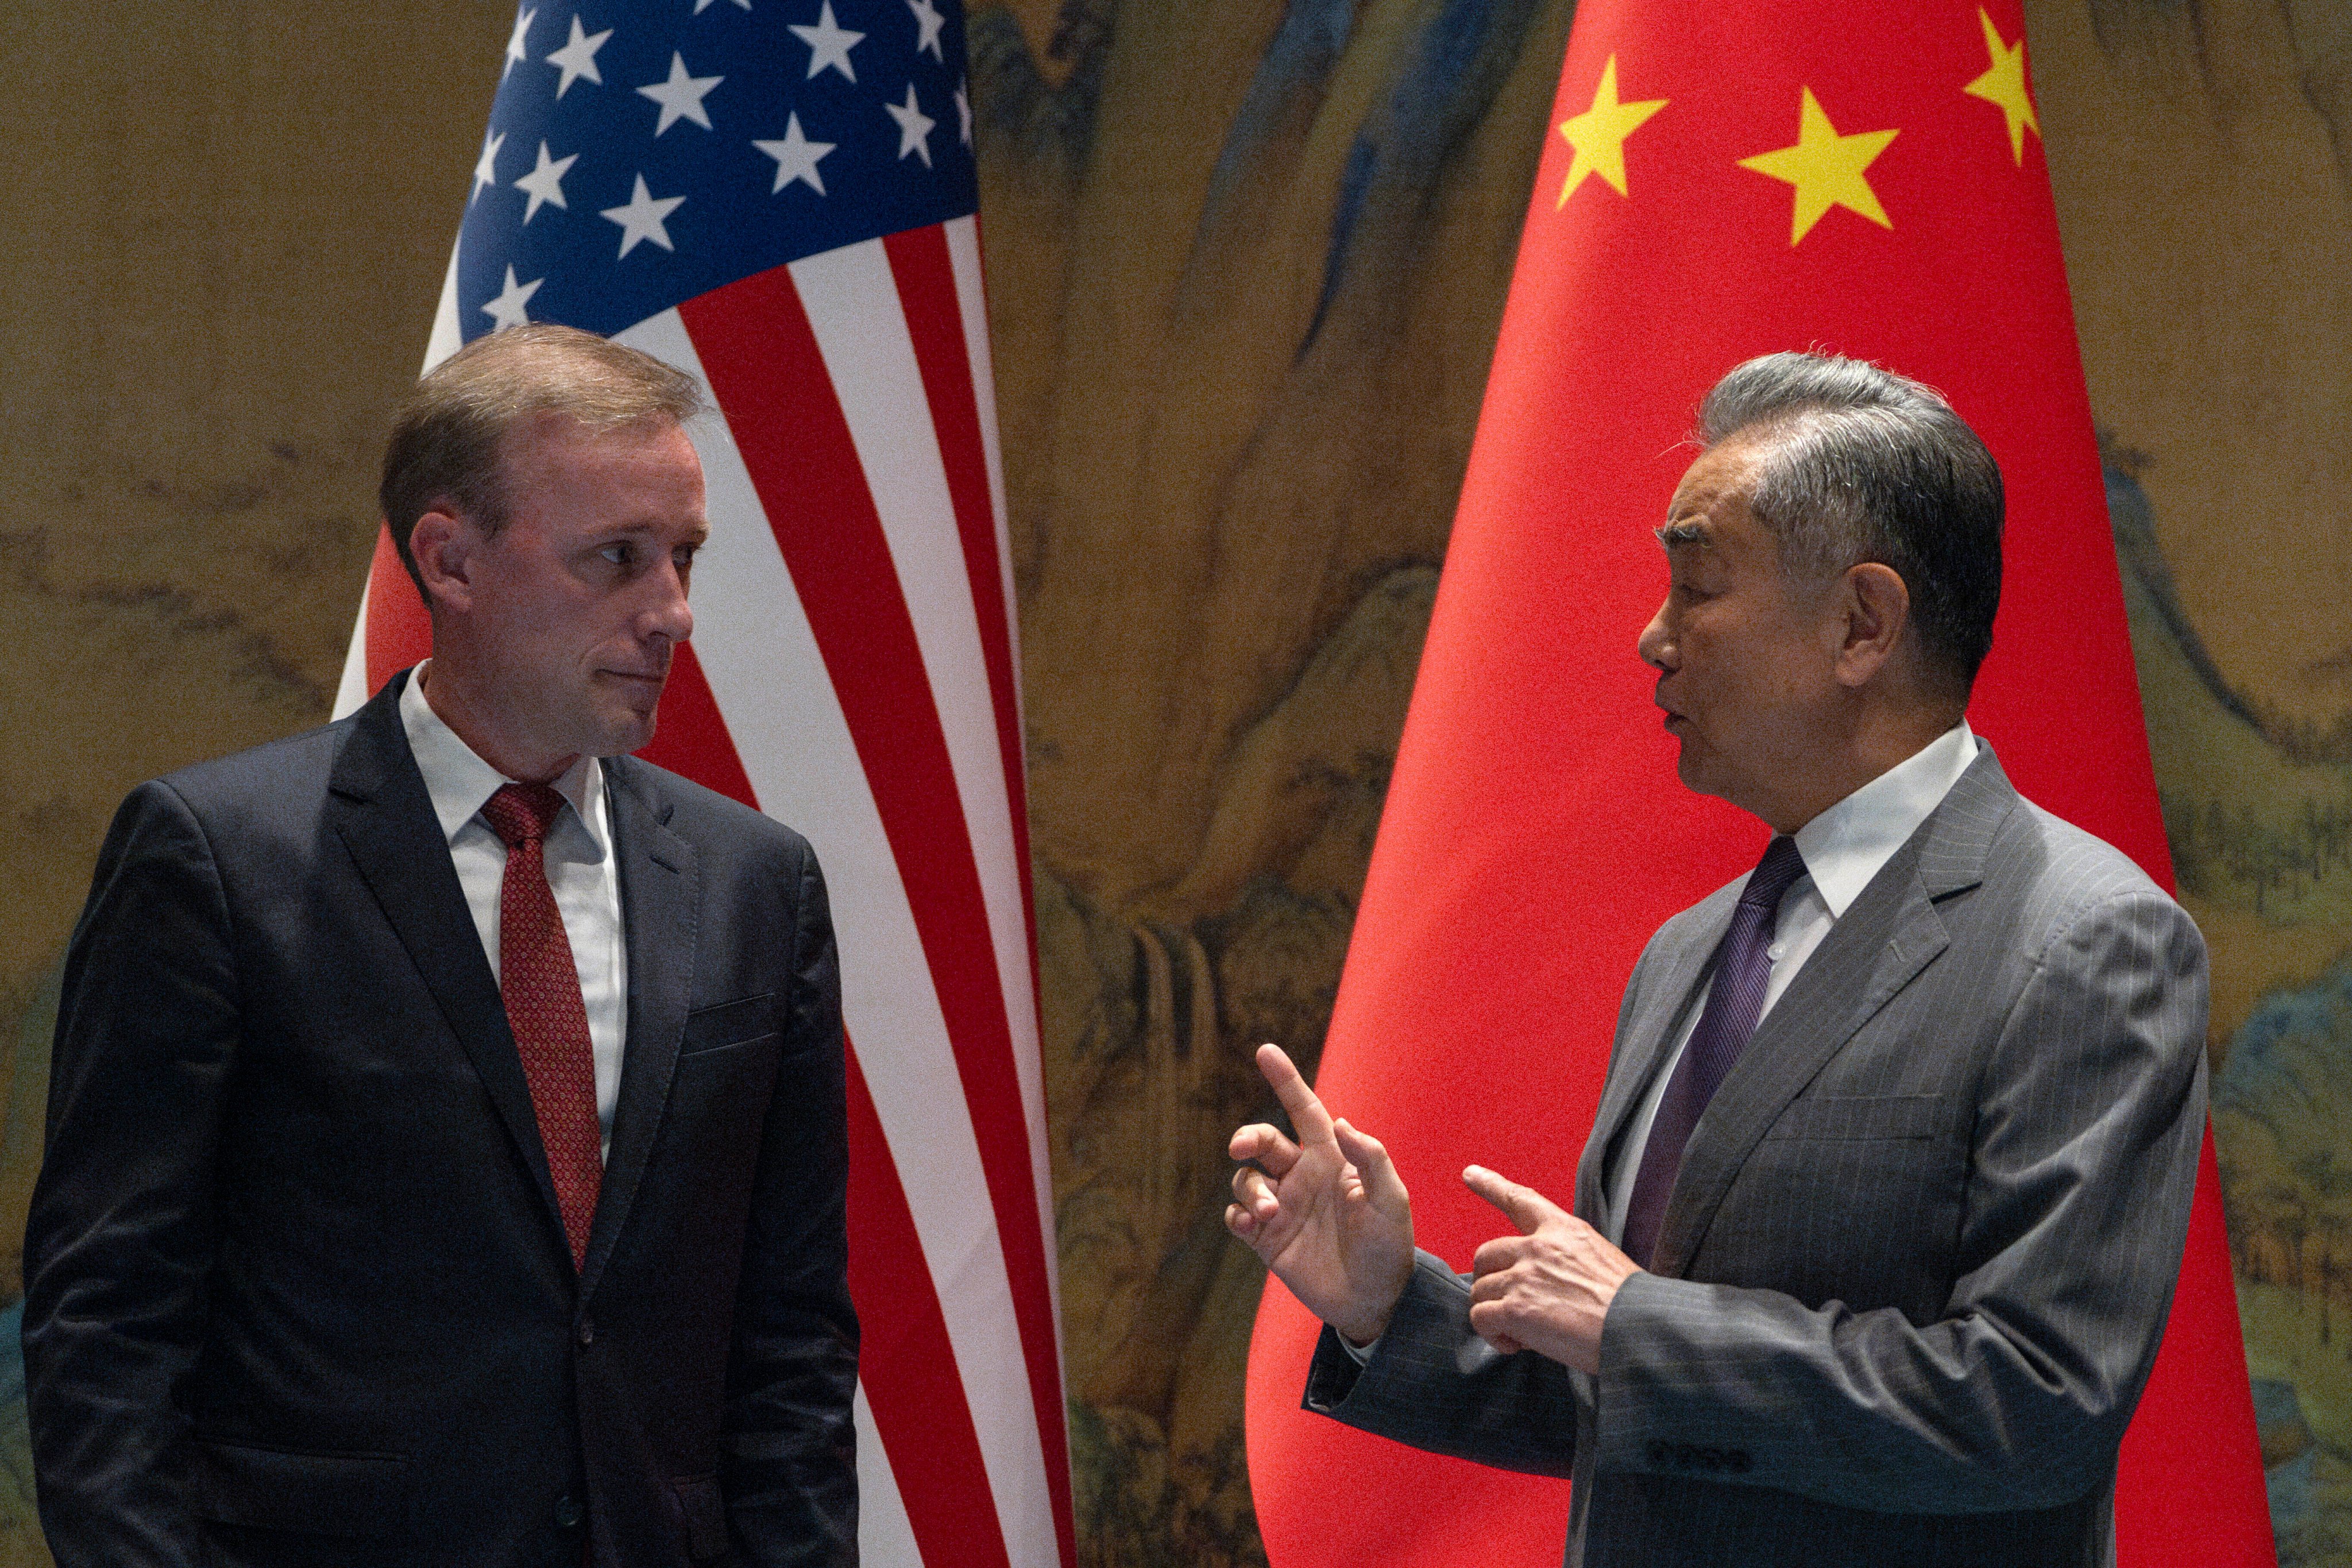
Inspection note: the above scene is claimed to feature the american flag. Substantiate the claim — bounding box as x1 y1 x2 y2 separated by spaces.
330 5 1072 1564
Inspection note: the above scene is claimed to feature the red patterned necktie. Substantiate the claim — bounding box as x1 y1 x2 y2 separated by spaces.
481 782 604 1271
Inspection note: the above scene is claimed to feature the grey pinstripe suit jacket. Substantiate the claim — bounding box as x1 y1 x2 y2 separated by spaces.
1304 748 2209 1567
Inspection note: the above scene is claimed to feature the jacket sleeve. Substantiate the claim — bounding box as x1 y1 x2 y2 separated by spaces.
1303 1249 1583 1477
23 781 240 1568
1590 889 2210 1513
723 836 860 1566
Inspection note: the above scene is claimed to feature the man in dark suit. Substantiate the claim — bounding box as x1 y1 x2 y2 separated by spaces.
24 324 858 1567
1226 352 2208 1565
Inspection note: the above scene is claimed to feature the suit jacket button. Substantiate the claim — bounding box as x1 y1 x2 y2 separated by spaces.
577 1319 596 1347
554 1494 584 1528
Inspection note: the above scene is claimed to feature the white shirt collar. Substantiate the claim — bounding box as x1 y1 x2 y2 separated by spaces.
397 662 607 856
1790 721 1979 918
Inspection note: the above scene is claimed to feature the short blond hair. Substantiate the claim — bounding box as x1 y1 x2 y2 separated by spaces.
379 324 706 590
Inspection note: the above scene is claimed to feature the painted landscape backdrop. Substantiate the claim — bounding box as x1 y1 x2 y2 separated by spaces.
0 0 2345 1562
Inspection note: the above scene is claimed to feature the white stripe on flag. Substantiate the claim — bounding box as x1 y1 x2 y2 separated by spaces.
332 580 373 721
854 1384 922 1565
423 233 465 375
942 211 1061 1366
617 308 1046 1564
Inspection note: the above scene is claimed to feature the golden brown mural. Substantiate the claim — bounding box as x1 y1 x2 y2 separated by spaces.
2043 1 2352 1559
0 3 508 1561
0 0 2345 1564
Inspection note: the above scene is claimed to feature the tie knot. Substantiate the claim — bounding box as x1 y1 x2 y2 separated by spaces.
1740 835 1808 912
481 782 569 849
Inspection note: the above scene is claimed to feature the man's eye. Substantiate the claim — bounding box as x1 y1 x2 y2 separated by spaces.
600 543 635 567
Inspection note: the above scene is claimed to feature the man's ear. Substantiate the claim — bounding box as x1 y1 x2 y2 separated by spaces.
1832 562 1910 690
407 508 479 616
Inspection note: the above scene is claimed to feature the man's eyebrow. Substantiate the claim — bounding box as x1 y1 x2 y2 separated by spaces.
1654 520 1710 549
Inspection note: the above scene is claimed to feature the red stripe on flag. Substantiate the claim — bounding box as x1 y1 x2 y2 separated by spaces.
626 647 1018 1567
879 226 1071 1561
632 642 759 809
679 262 1068 1543
845 1040 1016 1568
362 524 434 694
880 226 1038 903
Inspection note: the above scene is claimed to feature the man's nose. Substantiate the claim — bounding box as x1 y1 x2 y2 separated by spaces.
1637 602 1674 670
640 563 694 644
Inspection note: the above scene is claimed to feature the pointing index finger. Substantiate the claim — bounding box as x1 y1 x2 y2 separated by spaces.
1464 1164 1567 1235
1255 1043 1336 1146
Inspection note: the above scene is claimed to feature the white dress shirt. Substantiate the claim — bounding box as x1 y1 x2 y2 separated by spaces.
1600 721 1979 1241
400 665 628 1157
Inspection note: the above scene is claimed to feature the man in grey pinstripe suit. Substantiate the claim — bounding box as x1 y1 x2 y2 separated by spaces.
1227 352 2208 1566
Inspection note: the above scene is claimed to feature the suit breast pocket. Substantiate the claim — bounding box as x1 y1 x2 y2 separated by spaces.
1736 1095 1963 1312
1760 1093 1945 1142
678 993 778 1058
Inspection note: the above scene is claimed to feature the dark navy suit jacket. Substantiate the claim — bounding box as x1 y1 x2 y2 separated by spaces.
24 671 858 1567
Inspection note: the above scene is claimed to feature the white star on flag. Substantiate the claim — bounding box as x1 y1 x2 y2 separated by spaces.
790 2 864 83
601 172 685 257
471 128 507 202
693 0 753 10
955 79 972 145
513 140 578 222
907 0 946 61
480 264 543 330
754 113 835 195
503 5 537 78
545 15 612 98
886 83 936 168
638 52 724 134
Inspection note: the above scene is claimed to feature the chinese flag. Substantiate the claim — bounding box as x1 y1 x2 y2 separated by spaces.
1242 2 2274 1564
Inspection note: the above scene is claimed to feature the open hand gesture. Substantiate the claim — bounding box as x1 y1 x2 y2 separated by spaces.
1225 1044 1415 1346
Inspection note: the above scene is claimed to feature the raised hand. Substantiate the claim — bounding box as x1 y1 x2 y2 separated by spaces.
1226 1044 1415 1346
1464 1165 1640 1374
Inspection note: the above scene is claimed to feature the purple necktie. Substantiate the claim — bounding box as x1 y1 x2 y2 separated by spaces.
1619 835 1809 1270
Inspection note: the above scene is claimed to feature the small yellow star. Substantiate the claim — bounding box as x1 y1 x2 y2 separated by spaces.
1557 55 1669 207
1963 9 2040 164
1737 87 1899 246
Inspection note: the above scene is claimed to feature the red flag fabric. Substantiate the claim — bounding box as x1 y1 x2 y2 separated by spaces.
1244 2 2272 1563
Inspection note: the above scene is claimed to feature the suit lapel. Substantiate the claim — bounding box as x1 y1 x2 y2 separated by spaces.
1648 750 2020 1277
1576 888 1738 1220
327 673 569 1250
581 756 699 1296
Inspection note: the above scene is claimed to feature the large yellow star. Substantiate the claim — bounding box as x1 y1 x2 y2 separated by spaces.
1737 87 1899 246
1963 9 2040 164
1557 55 1668 207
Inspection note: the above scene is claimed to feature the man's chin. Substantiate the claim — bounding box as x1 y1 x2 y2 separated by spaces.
584 702 661 759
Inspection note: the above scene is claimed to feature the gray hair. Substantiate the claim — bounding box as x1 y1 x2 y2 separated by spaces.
1697 351 2003 690
379 323 708 593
